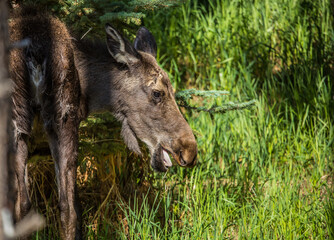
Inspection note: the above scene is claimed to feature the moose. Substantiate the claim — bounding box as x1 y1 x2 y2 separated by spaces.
9 8 197 239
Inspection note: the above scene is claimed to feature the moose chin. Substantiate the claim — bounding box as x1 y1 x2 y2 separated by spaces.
9 7 197 239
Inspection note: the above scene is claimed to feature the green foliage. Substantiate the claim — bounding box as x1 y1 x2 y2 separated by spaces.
176 89 256 113
326 190 334 239
116 0 333 238
19 0 182 37
26 0 334 239
176 89 230 100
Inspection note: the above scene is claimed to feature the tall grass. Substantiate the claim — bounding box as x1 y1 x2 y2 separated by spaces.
30 0 334 238
112 0 333 238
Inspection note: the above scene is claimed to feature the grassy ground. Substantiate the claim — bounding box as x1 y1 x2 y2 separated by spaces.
30 0 333 239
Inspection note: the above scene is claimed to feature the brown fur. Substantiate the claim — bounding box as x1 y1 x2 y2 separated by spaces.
9 8 197 239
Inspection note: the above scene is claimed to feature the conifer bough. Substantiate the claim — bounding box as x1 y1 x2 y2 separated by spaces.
175 89 256 114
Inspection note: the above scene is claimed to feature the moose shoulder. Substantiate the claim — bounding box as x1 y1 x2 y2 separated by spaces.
9 8 197 239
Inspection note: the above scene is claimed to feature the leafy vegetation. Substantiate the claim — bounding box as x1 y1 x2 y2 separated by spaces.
18 0 182 37
23 0 334 239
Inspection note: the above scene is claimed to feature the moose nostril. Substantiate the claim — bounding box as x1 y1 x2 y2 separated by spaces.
179 151 197 167
179 152 187 166
191 154 197 166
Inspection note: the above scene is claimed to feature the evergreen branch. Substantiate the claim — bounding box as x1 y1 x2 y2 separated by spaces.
99 12 146 23
175 89 230 101
128 0 182 10
178 100 256 114
175 89 256 114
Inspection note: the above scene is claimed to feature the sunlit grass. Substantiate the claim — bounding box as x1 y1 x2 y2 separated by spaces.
111 0 333 238
30 0 334 239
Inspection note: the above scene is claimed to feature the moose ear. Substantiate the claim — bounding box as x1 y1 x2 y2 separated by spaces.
105 24 140 65
134 27 157 58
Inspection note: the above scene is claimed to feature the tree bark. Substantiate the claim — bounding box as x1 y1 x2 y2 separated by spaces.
0 4 44 239
0 0 11 239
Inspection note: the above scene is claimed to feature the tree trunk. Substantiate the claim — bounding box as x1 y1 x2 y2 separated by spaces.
0 4 45 239
0 0 11 239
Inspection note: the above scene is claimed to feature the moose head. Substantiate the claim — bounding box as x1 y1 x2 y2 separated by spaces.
104 24 198 172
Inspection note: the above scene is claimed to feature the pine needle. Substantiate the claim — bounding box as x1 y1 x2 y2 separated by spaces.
175 89 256 114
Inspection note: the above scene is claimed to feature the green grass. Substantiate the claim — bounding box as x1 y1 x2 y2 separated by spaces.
109 0 333 238
30 0 333 239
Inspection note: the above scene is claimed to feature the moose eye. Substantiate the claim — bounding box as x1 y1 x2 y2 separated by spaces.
152 90 163 103
153 91 161 98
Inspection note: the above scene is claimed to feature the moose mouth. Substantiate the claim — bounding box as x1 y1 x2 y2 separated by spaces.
151 145 174 172
150 144 191 172
162 148 173 168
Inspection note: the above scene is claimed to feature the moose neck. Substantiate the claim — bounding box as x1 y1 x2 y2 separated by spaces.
73 40 130 117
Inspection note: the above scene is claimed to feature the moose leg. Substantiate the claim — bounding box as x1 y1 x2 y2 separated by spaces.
13 132 31 222
45 121 81 240
12 100 34 223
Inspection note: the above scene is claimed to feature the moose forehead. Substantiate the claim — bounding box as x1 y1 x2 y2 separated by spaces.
139 52 173 93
